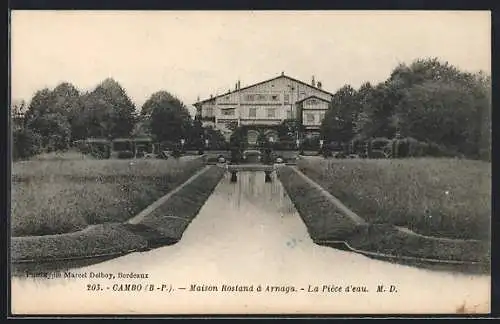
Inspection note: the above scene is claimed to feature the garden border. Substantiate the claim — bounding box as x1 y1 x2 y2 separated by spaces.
276 165 490 270
11 163 225 264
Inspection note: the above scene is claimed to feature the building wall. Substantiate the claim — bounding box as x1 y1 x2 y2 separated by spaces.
196 75 333 136
301 97 330 129
302 110 327 128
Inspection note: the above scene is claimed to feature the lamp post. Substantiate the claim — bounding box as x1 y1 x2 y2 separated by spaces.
205 139 209 149
180 138 185 152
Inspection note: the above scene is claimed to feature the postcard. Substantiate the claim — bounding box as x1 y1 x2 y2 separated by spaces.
9 10 491 315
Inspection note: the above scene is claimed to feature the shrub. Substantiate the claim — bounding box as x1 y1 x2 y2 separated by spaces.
171 148 182 158
327 141 343 152
425 142 461 158
274 140 297 151
116 150 135 159
392 139 409 158
368 137 391 158
13 128 42 160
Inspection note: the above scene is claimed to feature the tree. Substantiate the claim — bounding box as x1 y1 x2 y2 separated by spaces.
24 88 73 151
131 115 152 138
24 88 54 123
352 82 374 138
473 72 492 160
84 78 137 139
203 125 226 149
51 82 81 115
142 91 192 143
320 85 360 142
359 82 401 139
396 80 480 156
11 99 28 130
188 117 204 147
277 119 304 141
11 99 27 117
391 59 491 158
79 92 112 138
389 57 466 88
51 82 84 141
24 83 85 148
26 112 71 151
12 128 42 160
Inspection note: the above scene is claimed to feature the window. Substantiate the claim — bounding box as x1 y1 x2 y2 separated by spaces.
205 107 214 117
249 107 257 118
319 112 326 122
306 113 315 123
267 108 276 118
284 94 290 103
245 94 256 101
257 94 266 101
221 108 235 116
271 94 279 101
286 110 292 119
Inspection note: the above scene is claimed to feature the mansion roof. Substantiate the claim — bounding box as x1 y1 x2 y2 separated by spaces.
194 73 334 106
295 95 331 104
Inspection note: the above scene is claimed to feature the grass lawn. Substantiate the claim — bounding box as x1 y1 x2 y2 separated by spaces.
298 158 491 241
11 157 204 237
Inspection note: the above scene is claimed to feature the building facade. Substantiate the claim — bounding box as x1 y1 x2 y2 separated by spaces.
193 73 334 141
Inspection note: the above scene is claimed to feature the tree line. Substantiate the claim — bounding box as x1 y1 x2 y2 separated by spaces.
319 57 491 161
12 57 491 161
12 78 225 160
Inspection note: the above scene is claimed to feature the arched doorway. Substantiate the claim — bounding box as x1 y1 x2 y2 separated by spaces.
264 129 279 143
247 130 259 146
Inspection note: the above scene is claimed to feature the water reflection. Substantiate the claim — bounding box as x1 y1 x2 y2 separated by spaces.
11 171 490 314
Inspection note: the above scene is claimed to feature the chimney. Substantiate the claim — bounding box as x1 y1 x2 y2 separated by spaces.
312 76 316 87
210 94 213 99
235 82 238 91
281 71 285 76
237 80 241 89
317 81 322 89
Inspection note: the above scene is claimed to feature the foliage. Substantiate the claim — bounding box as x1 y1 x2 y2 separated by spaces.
277 119 304 141
12 128 42 160
116 150 135 159
142 91 192 143
81 78 137 139
26 112 71 151
320 85 361 143
203 125 227 149
320 57 491 160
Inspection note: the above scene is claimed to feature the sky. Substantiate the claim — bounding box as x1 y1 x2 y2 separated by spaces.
11 11 491 115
